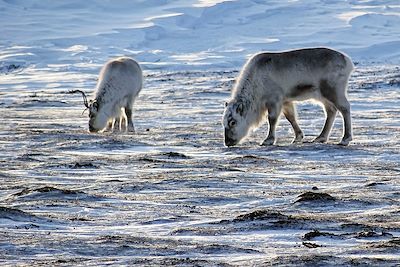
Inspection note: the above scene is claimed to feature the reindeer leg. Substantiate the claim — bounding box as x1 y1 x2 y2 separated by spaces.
105 120 114 132
125 106 135 133
283 102 303 143
113 118 120 132
320 79 352 146
120 114 127 132
262 102 282 146
314 101 337 143
336 97 352 146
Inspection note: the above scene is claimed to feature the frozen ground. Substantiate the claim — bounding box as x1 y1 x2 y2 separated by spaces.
1 0 400 266
1 64 399 266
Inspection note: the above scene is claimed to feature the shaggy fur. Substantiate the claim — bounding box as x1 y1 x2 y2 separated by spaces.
88 57 142 133
222 47 354 146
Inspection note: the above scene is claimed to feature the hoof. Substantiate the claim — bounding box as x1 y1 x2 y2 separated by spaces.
292 135 304 144
313 136 327 143
338 136 352 146
261 138 275 146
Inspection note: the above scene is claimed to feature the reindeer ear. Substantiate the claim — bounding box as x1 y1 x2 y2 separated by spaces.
236 102 244 116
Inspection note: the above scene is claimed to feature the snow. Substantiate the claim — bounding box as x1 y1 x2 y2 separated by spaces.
0 0 400 265
1 0 400 69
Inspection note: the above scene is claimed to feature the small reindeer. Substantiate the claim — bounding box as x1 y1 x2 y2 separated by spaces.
223 48 354 146
70 57 142 133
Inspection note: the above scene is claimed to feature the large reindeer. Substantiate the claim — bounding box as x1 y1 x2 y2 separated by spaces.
70 57 142 133
223 48 354 146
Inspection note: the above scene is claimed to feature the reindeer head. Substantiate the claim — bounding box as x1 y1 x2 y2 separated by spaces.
69 90 107 133
222 100 251 147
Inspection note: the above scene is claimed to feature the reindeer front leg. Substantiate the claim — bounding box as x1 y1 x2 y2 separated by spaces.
262 103 282 146
105 120 114 132
125 106 135 132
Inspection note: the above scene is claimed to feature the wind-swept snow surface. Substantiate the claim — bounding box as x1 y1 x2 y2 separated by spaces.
1 0 400 69
1 0 400 265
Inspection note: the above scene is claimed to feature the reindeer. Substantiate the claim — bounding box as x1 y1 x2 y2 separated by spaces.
222 48 354 147
70 57 142 133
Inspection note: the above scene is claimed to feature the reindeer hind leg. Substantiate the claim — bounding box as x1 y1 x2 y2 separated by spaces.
319 79 352 146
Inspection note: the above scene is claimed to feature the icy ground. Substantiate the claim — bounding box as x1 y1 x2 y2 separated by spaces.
1 0 400 266
0 63 399 266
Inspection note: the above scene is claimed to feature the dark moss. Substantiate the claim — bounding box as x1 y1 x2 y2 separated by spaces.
295 192 336 203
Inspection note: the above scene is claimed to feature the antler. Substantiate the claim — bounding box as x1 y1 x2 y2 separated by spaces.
68 90 89 108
